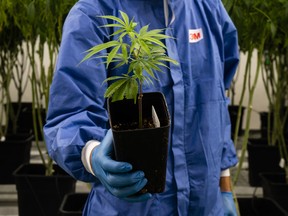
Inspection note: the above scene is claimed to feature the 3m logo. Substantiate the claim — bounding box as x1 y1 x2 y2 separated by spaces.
189 28 203 43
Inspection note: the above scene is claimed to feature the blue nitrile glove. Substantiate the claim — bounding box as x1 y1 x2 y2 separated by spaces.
222 192 237 216
91 129 152 202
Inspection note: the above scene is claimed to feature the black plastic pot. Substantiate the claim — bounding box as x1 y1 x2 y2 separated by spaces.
260 109 288 139
59 193 89 216
238 197 288 216
13 163 76 216
0 133 33 184
247 138 284 187
260 172 288 212
6 102 46 139
108 92 170 194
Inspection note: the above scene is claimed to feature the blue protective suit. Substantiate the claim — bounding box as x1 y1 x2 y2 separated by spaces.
44 0 239 215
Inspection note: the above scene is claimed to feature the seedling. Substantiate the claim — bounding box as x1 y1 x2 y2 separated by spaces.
81 11 178 128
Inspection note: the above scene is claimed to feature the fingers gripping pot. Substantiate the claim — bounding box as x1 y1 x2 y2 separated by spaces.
107 92 170 194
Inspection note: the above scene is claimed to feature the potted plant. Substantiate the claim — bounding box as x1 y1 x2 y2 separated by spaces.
81 11 178 193
223 0 272 187
246 0 288 188
0 10 34 184
4 1 78 215
257 1 288 211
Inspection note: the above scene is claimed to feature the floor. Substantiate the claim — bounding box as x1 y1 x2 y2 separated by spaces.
0 132 264 216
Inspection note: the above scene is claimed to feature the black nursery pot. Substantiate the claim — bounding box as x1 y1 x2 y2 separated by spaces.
247 138 284 187
108 92 170 194
13 164 76 216
260 173 288 212
0 133 33 184
238 197 288 216
228 105 245 137
59 193 89 216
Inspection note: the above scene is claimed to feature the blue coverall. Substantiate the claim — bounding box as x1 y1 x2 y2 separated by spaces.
44 0 239 215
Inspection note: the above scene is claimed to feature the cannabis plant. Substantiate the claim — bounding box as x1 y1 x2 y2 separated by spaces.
81 11 178 128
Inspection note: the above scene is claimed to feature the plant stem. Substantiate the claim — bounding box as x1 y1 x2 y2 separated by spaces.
138 81 143 129
233 43 264 185
233 48 253 145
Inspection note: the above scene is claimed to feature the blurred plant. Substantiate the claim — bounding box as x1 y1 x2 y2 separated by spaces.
4 0 77 175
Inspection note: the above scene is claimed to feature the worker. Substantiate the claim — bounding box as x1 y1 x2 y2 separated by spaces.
44 0 239 215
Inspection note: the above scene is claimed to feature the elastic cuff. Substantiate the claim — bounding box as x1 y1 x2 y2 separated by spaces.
81 140 100 176
220 169 230 177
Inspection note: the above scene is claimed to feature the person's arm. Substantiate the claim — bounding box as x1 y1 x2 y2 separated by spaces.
218 2 239 215
44 3 110 182
220 169 232 192
218 0 239 172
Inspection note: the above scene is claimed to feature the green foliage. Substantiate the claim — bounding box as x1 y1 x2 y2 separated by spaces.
81 11 178 103
0 0 77 175
223 0 288 183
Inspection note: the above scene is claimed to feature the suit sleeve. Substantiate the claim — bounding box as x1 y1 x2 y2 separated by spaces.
44 4 110 182
219 1 239 170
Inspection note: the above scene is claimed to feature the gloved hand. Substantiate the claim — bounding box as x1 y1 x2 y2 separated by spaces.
221 192 237 216
91 129 152 202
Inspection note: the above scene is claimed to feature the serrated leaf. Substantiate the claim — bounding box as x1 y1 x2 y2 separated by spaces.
121 44 128 62
107 45 121 67
101 23 124 28
126 78 138 103
103 76 124 84
143 75 154 85
111 81 127 102
155 56 179 65
80 41 119 64
110 28 126 37
145 60 162 72
140 61 156 80
139 25 149 36
100 15 125 26
104 78 127 98
142 36 166 48
138 39 151 55
119 10 130 26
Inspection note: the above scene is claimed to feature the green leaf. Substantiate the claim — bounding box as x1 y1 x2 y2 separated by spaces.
140 61 157 80
138 39 151 55
145 37 166 48
80 41 119 64
111 81 127 101
145 60 162 72
100 15 125 26
125 78 138 103
107 44 121 67
155 56 179 65
103 76 123 83
101 23 124 28
104 78 127 98
110 28 126 37
139 25 149 36
119 10 130 26
121 44 128 62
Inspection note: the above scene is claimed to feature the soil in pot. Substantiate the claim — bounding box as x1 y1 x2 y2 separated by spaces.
108 92 170 194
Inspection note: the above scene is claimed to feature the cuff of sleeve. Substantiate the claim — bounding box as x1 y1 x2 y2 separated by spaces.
221 169 230 177
81 140 100 176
